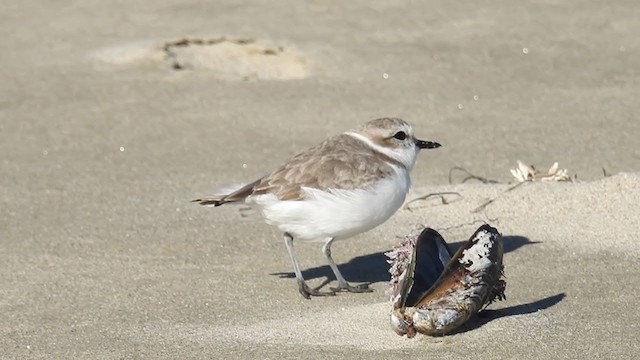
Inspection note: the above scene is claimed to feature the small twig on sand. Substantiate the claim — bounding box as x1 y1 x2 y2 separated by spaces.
449 167 500 185
405 192 462 211
471 181 528 213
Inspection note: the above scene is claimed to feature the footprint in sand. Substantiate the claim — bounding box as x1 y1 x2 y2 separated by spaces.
92 36 309 81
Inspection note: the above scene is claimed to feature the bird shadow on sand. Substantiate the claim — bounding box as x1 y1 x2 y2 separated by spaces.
451 293 566 334
271 235 539 286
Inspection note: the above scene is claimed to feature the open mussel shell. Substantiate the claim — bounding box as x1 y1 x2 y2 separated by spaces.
387 224 506 337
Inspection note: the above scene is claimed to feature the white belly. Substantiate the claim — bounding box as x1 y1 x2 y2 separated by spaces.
251 167 411 242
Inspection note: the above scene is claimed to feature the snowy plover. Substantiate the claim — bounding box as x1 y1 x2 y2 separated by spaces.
193 118 441 299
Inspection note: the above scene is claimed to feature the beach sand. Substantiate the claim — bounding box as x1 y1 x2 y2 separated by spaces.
1 1 639 358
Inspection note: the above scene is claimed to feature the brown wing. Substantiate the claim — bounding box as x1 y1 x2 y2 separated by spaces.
253 134 396 201
193 134 396 205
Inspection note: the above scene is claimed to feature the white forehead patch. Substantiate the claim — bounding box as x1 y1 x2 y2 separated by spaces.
402 123 413 134
392 123 413 138
459 229 495 273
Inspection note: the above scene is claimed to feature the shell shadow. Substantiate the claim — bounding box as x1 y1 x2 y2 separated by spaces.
452 293 566 334
271 234 539 284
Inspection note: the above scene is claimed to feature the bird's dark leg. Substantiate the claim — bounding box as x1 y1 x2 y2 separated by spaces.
283 232 336 299
322 237 372 294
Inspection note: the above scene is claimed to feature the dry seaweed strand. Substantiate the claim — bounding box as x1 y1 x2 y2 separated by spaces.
471 181 528 213
404 192 462 211
404 166 499 211
437 218 499 232
449 166 500 184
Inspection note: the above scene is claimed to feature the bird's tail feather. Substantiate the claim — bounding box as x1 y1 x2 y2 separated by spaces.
191 196 230 207
192 179 262 207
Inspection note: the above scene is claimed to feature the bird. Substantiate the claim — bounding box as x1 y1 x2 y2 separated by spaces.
192 117 441 299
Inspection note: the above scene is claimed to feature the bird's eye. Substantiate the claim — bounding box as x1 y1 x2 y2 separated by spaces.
393 131 407 140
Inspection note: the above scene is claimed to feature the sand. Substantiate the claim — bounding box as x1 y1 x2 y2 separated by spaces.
1 0 639 358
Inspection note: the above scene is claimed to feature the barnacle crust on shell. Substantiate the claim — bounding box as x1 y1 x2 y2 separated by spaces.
385 236 417 306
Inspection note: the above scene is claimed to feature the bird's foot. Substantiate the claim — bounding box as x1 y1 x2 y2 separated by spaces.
330 282 373 294
298 281 336 299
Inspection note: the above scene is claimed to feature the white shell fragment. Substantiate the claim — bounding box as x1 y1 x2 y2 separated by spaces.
386 224 506 337
510 160 575 182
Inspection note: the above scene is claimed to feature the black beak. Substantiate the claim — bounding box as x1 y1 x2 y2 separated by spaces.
415 139 442 149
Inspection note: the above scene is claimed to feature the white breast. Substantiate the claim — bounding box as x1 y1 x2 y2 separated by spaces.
251 165 411 242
